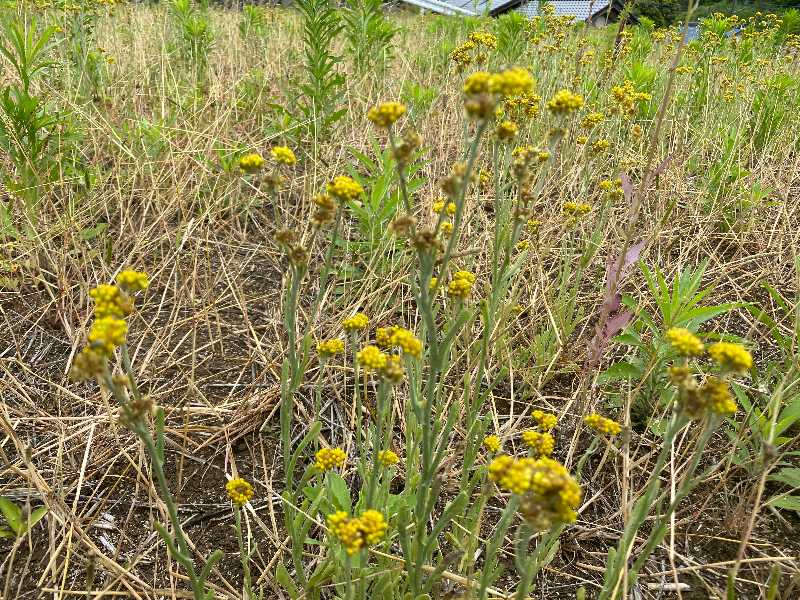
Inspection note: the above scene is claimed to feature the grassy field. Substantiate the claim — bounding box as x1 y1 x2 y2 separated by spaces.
1 1 800 599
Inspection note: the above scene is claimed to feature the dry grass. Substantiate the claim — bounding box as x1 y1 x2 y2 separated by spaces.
2 4 800 599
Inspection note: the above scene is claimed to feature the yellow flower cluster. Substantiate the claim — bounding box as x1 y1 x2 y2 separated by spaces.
504 92 541 120
270 146 297 166
88 317 128 356
546 89 584 115
447 270 476 300
490 67 535 97
327 176 364 201
327 510 387 555
590 139 611 154
584 414 622 436
90 284 133 319
670 368 738 418
522 430 555 457
610 80 652 117
666 328 705 356
226 478 254 506
483 435 501 453
239 152 265 174
563 201 591 226
708 342 752 374
433 200 456 216
378 449 399 466
531 409 557 431
462 69 534 120
468 31 497 48
489 455 581 528
311 193 337 227
599 178 624 201
495 120 518 141
356 345 388 370
315 447 346 471
116 269 149 292
367 102 407 128
343 313 369 332
580 111 604 129
317 338 345 358
381 355 406 384
383 327 422 358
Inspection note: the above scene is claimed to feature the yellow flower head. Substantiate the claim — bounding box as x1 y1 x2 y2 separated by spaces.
387 327 422 358
116 270 149 292
239 152 265 174
447 270 476 300
429 276 438 291
708 342 752 374
90 284 134 319
88 317 128 356
440 221 453 236
590 139 611 154
432 199 457 216
317 338 345 358
270 146 297 166
665 328 705 357
519 457 582 530
469 31 498 48
327 176 364 201
315 447 346 471
378 449 400 466
531 409 557 431
226 478 254 506
367 102 407 128
483 434 501 453
580 111 604 129
70 347 107 381
490 67 535 97
463 71 492 95
546 89 584 115
328 510 388 555
356 345 388 371
381 355 406 384
701 376 738 415
522 430 555 457
584 413 622 436
343 313 369 332
495 120 519 141
488 455 536 494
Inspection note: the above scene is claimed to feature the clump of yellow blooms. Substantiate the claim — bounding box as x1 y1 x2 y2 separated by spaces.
522 430 555 457
90 284 133 319
270 146 297 166
495 120 519 141
116 269 149 292
462 68 534 120
563 201 592 226
580 111 604 129
433 199 457 216
88 317 128 356
584 414 622 436
239 152 265 173
490 67 535 97
590 139 611 155
327 510 388 555
531 409 557 431
327 176 364 201
546 89 584 115
389 327 423 358
315 447 346 471
483 435 501 453
708 342 752 374
669 367 738 418
378 449 399 466
469 31 497 48
367 101 407 128
599 178 624 201
356 345 389 371
226 478 254 506
666 328 705 357
343 313 369 332
317 339 345 358
447 270 476 300
489 455 582 530
381 355 406 384
701 376 738 414
440 222 454 236
610 80 652 118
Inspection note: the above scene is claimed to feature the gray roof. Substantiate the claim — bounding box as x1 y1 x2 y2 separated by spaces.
399 0 614 18
516 0 611 20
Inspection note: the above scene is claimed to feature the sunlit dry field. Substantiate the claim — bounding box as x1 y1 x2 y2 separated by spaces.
1 1 800 599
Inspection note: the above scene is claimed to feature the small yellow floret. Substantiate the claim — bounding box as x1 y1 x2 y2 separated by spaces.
708 342 752 374
315 447 346 471
226 478 254 506
665 328 705 357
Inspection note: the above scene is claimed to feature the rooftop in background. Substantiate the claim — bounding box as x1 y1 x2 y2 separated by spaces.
398 0 627 22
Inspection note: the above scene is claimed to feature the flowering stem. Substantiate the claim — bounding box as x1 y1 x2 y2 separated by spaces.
234 505 254 600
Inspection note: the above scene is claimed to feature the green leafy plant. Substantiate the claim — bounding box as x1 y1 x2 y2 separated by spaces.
0 497 47 539
342 0 396 76
169 0 214 75
294 0 344 142
494 12 527 64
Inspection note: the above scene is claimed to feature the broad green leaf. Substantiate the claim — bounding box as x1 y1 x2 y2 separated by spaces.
327 472 351 512
598 361 642 384
0 497 22 535
768 468 800 488
768 495 800 512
